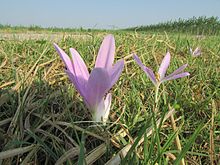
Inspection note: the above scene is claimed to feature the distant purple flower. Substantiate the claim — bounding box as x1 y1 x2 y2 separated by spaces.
133 52 190 87
54 35 124 123
190 47 201 57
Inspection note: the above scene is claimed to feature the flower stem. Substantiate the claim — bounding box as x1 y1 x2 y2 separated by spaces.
151 84 161 161
154 84 160 112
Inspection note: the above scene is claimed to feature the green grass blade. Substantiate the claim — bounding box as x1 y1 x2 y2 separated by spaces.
78 132 86 165
26 130 58 160
174 124 203 165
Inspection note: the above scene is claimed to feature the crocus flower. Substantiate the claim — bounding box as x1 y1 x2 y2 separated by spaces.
54 35 124 124
133 52 190 87
190 47 201 57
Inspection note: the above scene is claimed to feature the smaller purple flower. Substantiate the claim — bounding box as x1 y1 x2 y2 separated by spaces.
190 47 201 57
133 52 190 87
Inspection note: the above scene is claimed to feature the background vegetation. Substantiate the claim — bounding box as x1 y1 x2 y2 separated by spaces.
125 16 220 35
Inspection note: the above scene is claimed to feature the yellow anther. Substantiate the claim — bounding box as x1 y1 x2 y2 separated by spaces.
155 73 160 82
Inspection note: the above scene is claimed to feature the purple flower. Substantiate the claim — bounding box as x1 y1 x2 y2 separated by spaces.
54 35 124 123
190 47 201 57
133 52 190 87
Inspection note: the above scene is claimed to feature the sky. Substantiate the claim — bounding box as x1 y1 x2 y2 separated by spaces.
0 0 220 29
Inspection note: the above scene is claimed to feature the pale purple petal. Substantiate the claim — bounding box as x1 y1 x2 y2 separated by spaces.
65 70 87 98
53 43 74 73
133 54 157 85
95 34 115 69
192 47 201 57
166 64 188 78
85 68 111 111
93 99 105 122
70 48 89 81
158 52 171 79
93 93 112 123
103 93 112 124
109 59 124 87
162 72 190 82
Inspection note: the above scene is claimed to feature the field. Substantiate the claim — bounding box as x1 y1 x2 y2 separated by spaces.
0 25 220 164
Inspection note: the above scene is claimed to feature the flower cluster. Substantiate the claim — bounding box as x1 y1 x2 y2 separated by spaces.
54 34 191 124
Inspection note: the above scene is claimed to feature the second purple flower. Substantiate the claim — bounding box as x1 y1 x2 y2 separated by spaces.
133 52 190 87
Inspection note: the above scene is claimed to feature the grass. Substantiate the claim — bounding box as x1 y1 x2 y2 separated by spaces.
0 29 220 164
